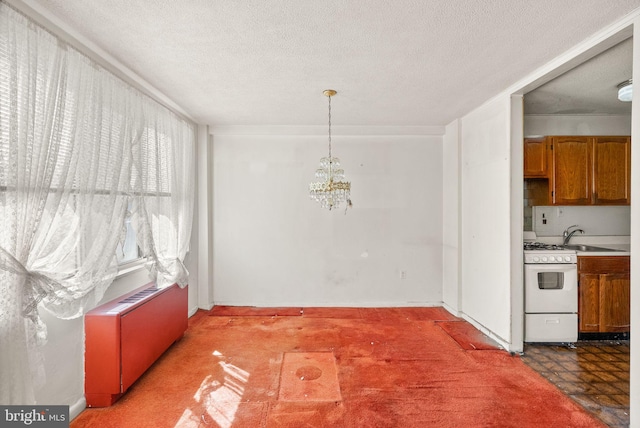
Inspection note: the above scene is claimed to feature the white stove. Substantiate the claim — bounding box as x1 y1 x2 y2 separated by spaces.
523 241 578 343
523 241 577 264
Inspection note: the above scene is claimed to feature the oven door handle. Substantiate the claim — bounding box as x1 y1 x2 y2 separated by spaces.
524 263 577 274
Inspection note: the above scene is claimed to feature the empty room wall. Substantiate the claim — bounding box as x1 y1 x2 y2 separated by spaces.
211 132 444 307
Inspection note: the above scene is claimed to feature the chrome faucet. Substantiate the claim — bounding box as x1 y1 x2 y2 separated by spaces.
562 224 585 246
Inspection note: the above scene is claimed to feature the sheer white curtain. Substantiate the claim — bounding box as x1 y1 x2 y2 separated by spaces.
0 3 140 404
0 2 195 404
132 105 195 289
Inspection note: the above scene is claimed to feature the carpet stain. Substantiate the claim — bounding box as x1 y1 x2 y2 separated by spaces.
279 352 342 402
296 365 322 381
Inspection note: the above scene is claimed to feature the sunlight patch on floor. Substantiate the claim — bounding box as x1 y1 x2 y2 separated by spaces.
174 350 250 428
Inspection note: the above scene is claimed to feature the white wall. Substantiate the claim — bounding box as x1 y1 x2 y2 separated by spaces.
196 126 214 310
442 120 461 314
459 95 513 343
510 95 525 352
212 132 443 307
524 114 631 136
629 17 639 428
532 206 631 236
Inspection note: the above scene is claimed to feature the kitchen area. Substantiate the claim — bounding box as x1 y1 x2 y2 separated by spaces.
521 136 631 426
523 136 631 344
520 37 632 428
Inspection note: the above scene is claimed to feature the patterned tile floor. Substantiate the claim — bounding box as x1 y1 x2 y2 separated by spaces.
522 341 630 428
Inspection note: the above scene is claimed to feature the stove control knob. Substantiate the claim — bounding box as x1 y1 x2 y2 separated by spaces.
565 256 572 262
541 256 548 262
549 256 556 262
533 256 540 262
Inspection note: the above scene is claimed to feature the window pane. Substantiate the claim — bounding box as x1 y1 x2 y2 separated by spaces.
116 206 140 264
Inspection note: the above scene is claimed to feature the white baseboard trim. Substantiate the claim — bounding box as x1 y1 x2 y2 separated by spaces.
199 302 214 311
69 396 86 421
209 300 443 308
459 313 511 352
441 302 462 317
435 304 512 352
188 305 200 317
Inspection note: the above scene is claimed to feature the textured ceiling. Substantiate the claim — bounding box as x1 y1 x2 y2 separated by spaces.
524 37 633 115
19 0 640 126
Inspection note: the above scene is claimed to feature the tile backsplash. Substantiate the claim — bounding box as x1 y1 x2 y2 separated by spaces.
531 205 630 236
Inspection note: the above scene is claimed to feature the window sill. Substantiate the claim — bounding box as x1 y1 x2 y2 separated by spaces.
116 258 147 279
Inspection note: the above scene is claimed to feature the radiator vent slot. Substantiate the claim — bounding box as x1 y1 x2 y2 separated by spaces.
118 287 158 304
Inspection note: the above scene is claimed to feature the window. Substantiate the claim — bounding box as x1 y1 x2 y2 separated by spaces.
116 203 142 265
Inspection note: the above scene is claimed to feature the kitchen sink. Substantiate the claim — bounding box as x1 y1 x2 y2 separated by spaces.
561 244 621 252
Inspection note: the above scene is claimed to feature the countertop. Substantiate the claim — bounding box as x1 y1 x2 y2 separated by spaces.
527 235 630 257
574 243 630 257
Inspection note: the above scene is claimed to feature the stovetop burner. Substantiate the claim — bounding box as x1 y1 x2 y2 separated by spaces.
523 242 565 251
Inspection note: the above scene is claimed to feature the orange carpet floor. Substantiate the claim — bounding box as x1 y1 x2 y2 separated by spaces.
71 307 605 427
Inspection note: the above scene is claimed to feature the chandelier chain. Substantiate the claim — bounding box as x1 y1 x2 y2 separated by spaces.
328 94 332 159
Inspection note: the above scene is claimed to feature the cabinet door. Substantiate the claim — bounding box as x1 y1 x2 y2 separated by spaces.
551 136 592 205
578 273 600 332
599 273 630 332
593 136 630 205
524 138 548 177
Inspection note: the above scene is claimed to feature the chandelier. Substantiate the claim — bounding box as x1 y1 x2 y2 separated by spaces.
309 90 351 210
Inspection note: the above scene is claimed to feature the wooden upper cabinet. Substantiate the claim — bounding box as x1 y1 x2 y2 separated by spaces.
548 135 631 206
593 136 631 205
550 136 592 205
523 137 548 178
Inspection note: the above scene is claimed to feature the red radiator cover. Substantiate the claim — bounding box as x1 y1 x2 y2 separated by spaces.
84 282 188 407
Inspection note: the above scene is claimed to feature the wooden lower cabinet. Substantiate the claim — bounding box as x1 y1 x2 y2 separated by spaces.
578 256 630 333
578 273 600 332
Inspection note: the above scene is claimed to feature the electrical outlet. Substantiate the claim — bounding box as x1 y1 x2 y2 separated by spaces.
400 271 406 280
533 206 554 235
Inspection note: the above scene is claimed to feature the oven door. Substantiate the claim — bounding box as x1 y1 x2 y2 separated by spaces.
524 263 578 313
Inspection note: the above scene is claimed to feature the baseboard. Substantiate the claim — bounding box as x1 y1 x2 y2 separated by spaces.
209 301 443 308
70 396 86 421
199 301 214 311
441 302 461 317
188 305 200 317
459 313 510 352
